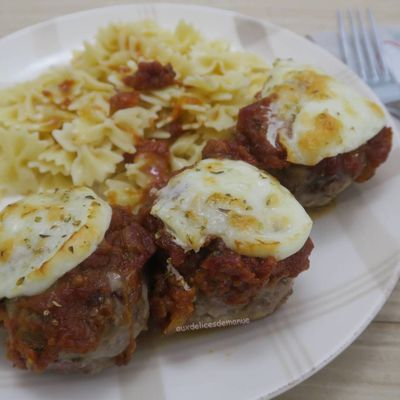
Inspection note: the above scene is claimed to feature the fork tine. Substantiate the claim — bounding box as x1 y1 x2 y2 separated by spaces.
337 11 352 67
348 10 367 80
357 10 380 82
367 8 392 82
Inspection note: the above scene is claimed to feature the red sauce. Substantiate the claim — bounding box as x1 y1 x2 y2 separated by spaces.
109 91 140 115
58 80 74 96
236 96 289 169
136 140 171 190
314 126 392 181
192 241 277 305
124 140 173 216
354 126 392 182
150 266 195 334
270 238 313 280
123 61 176 91
165 120 184 140
202 139 258 166
147 219 313 308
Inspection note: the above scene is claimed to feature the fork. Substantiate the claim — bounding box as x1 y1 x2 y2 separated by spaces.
337 9 400 119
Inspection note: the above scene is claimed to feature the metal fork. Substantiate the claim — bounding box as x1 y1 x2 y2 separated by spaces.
337 9 400 119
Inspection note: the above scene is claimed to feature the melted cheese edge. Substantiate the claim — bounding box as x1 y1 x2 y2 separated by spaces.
0 187 112 298
151 159 312 260
262 59 386 165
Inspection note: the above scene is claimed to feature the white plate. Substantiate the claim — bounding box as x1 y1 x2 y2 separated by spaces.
0 4 399 400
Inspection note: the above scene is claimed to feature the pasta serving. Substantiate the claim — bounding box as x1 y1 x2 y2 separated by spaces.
0 20 269 210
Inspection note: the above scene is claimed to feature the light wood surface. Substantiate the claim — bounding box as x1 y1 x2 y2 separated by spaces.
0 1 399 399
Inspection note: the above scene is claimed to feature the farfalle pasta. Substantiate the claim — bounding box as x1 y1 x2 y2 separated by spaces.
0 20 269 210
0 127 50 195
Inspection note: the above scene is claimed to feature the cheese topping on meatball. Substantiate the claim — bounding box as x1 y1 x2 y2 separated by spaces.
0 187 112 298
262 59 386 165
151 159 312 259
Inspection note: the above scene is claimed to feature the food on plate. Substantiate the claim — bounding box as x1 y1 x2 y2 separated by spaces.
0 19 391 211
0 187 155 373
145 159 313 333
205 59 393 207
0 21 268 211
0 16 393 376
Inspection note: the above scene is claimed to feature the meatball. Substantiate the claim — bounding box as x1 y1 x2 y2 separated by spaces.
144 159 314 333
236 97 393 207
148 229 313 333
1 207 155 373
226 59 394 207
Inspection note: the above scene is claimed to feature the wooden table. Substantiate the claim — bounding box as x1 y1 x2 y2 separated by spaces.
1 1 399 398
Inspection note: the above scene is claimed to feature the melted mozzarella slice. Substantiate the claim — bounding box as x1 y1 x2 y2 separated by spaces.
262 59 386 165
151 159 312 260
0 187 112 298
